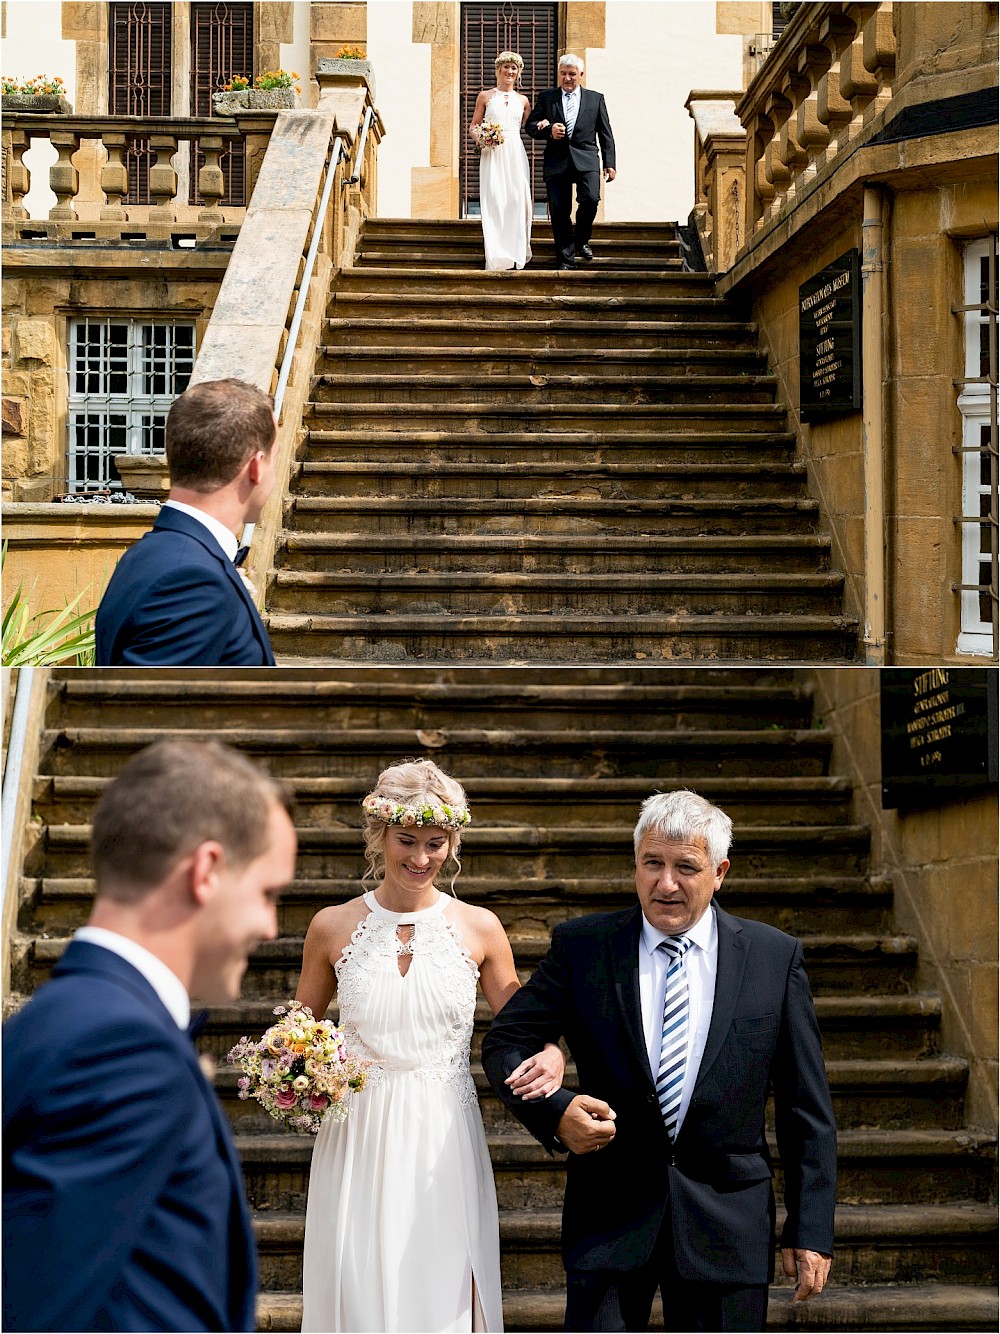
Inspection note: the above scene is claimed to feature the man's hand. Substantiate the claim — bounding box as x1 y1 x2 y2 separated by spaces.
556 1094 616 1153
551 122 566 140
781 1248 831 1302
604 167 617 182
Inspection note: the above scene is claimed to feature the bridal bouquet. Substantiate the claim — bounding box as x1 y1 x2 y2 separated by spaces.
476 120 505 151
228 1001 367 1134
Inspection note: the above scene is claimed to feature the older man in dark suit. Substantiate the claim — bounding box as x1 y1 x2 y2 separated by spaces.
483 789 837 1332
95 377 277 665
3 740 297 1332
526 52 616 269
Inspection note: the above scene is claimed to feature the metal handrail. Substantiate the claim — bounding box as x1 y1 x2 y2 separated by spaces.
346 106 374 187
1 668 33 902
241 132 346 552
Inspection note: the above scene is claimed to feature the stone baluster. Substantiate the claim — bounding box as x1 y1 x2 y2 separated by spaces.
100 131 129 221
5 129 30 221
197 135 226 222
794 41 834 185
839 34 879 137
817 62 855 168
48 129 80 220
761 87 794 219
147 133 179 222
862 1 896 121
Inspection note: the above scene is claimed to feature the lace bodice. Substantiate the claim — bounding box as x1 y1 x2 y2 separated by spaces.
484 89 527 133
335 892 480 1105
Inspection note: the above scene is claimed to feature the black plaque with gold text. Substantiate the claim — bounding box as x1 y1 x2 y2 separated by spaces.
881 669 998 808
799 249 862 420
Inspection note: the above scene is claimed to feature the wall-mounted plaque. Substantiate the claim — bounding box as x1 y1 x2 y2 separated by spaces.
881 668 998 808
799 249 862 420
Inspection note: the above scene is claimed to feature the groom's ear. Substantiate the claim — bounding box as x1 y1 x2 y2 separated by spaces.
188 840 227 904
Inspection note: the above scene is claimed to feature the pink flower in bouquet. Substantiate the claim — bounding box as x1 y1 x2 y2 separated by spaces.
309 1093 330 1111
275 1086 299 1109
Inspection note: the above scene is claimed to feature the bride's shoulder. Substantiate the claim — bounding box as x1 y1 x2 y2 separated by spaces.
449 899 505 942
306 897 367 941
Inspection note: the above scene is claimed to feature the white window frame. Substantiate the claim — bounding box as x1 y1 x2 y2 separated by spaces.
67 317 195 493
956 238 997 657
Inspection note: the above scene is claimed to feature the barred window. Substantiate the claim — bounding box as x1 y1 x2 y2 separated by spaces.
67 318 195 493
956 237 998 656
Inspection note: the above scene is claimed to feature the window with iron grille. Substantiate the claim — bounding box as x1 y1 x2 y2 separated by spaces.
956 237 999 657
191 0 253 206
109 1 172 205
460 2 557 219
67 319 195 493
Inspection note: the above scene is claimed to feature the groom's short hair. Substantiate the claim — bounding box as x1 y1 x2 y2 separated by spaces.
633 789 733 867
92 739 293 902
166 377 276 491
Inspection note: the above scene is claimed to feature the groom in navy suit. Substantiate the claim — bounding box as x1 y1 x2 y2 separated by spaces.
3 739 297 1333
483 790 837 1332
95 377 277 665
526 53 616 269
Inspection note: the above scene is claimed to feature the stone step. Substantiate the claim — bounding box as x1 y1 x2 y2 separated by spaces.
249 1204 997 1290
279 531 834 576
324 315 758 349
329 267 716 298
25 872 893 939
362 218 681 244
31 822 873 886
285 495 820 538
267 570 846 619
354 250 684 271
306 400 788 434
291 462 808 502
303 429 798 466
210 1054 969 1135
320 345 769 375
253 1283 1000 1332
181 991 942 1066
234 1124 994 1216
309 371 779 407
265 611 858 664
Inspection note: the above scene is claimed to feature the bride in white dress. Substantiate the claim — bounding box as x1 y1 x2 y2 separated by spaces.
296 759 565 1332
470 52 533 270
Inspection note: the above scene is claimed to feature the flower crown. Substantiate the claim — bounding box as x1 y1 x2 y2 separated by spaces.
362 792 472 830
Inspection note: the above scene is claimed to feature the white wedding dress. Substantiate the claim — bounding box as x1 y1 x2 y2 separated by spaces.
479 91 533 271
301 891 503 1333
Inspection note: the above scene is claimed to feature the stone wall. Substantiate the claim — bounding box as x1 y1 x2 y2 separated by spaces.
812 668 998 1133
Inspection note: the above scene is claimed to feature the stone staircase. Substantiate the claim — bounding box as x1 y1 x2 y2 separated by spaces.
9 668 996 1330
264 220 858 664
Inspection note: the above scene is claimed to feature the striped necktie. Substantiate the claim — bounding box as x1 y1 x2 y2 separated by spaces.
656 936 694 1139
563 90 578 137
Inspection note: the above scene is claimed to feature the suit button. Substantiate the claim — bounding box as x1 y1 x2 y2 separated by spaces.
647 1093 657 1105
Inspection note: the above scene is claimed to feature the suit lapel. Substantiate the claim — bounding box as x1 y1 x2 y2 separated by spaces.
609 905 654 1087
692 901 749 1092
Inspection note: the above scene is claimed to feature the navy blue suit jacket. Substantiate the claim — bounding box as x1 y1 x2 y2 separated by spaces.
482 901 837 1283
2 942 258 1332
95 506 275 665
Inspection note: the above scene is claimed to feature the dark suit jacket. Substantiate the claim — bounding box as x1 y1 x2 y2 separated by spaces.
482 901 837 1283
525 86 616 178
95 506 275 666
2 942 258 1332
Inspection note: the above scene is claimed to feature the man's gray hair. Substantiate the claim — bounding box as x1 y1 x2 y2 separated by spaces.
633 790 733 867
559 53 585 72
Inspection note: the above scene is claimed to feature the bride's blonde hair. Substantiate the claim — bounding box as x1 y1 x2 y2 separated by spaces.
495 50 524 80
362 758 469 894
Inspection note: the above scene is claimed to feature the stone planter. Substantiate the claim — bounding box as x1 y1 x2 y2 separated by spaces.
1 93 73 114
316 57 375 99
212 87 297 118
111 454 170 499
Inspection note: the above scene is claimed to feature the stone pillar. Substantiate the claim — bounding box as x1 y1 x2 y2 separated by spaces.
411 1 460 219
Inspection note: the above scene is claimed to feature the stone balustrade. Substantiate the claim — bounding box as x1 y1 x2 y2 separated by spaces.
736 1 896 240
1 113 281 242
685 91 747 274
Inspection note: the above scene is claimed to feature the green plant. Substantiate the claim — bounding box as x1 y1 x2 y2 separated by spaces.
336 46 366 60
223 75 251 92
255 68 300 93
3 75 67 96
1 543 96 667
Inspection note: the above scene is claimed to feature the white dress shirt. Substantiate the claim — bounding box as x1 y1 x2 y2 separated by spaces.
638 904 717 1135
163 498 239 563
74 926 190 1030
561 88 579 132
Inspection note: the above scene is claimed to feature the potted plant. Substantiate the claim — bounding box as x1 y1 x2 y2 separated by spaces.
213 69 302 117
317 46 375 96
1 75 72 114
